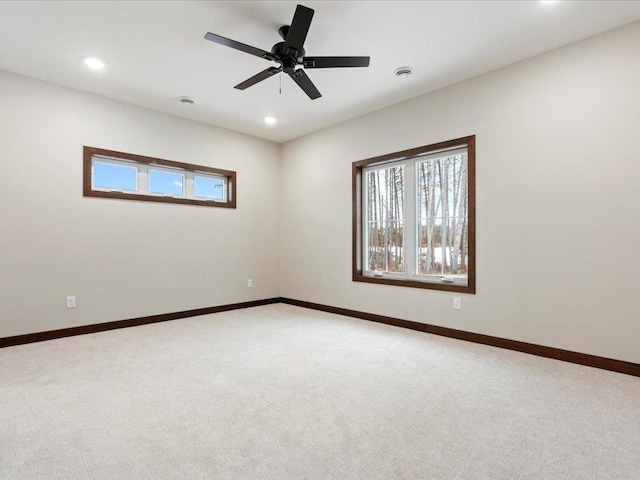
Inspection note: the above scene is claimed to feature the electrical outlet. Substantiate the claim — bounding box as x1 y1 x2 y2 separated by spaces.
453 297 461 310
247 279 253 288
66 296 76 309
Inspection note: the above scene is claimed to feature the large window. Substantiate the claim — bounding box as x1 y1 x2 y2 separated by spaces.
353 136 475 293
83 146 236 208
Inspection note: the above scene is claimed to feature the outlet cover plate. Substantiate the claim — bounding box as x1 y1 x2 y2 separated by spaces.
66 296 76 309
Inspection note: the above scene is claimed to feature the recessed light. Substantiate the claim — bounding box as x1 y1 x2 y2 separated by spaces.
177 96 195 106
539 1 558 4
84 57 105 70
395 66 413 79
264 116 277 125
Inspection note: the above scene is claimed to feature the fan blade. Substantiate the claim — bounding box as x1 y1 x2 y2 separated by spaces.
289 69 321 100
283 5 314 54
234 67 282 90
204 32 275 61
303 56 370 69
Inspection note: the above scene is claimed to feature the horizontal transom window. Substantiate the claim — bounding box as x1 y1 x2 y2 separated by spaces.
83 146 236 208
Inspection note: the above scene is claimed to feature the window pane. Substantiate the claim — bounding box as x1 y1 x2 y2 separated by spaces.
417 152 468 279
195 175 224 200
149 170 185 196
365 165 405 274
93 161 137 191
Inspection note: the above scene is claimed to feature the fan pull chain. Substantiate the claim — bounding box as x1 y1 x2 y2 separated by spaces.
279 73 282 94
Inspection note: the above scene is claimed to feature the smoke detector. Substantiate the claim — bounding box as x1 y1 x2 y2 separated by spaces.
395 66 413 79
177 96 195 106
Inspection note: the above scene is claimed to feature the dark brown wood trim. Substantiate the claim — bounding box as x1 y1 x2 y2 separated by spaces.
83 146 236 209
83 189 237 208
281 298 640 378
352 163 362 279
85 146 236 177
466 136 476 293
5 297 638 377
352 274 475 293
0 298 281 349
352 135 476 294
353 135 475 169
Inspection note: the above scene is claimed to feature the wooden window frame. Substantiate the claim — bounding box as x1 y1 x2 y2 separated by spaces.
352 135 476 294
83 146 236 208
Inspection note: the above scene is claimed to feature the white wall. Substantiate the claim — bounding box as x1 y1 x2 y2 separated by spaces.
280 22 640 363
2 22 639 364
0 70 280 338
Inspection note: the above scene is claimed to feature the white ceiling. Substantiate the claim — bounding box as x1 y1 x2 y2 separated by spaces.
1 1 639 143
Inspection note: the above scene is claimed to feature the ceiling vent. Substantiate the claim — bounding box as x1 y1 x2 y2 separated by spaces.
177 96 195 106
395 67 413 79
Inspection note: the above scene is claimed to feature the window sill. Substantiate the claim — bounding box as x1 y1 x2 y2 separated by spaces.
353 272 475 294
84 189 236 208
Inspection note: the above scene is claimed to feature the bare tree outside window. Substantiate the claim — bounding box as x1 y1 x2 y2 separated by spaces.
366 166 405 273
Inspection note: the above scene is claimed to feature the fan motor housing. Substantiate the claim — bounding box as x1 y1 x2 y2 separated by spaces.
271 41 305 64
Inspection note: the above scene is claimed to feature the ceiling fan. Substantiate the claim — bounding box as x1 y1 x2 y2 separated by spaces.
204 4 370 100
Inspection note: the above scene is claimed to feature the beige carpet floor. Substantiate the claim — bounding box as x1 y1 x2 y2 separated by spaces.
1 303 639 479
